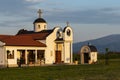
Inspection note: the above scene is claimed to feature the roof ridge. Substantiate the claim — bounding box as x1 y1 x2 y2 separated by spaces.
2 35 46 47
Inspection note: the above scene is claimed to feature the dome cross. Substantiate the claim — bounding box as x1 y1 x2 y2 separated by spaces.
37 9 42 18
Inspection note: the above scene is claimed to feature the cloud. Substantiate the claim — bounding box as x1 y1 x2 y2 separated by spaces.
0 0 37 27
45 7 120 24
0 0 120 29
25 0 45 3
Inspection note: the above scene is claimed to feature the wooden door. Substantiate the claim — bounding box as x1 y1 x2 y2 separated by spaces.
55 51 61 63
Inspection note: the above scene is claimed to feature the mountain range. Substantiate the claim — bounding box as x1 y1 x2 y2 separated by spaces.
73 34 120 53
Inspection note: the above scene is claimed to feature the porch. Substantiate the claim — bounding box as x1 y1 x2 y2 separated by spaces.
17 49 45 66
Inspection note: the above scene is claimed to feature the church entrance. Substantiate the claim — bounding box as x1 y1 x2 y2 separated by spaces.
84 53 89 63
55 51 61 63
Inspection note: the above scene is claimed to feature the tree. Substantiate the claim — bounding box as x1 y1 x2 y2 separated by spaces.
105 48 109 65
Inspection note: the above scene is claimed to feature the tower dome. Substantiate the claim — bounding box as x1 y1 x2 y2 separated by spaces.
33 9 47 32
33 18 46 24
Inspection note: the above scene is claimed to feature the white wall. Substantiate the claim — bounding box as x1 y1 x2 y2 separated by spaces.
34 23 47 32
64 42 71 63
0 41 6 67
5 46 46 66
0 47 5 66
90 52 97 63
45 27 60 64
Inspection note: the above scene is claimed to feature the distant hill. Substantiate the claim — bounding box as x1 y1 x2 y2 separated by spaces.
73 34 120 53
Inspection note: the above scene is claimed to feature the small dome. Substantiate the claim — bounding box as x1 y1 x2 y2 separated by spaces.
88 45 97 52
33 18 46 24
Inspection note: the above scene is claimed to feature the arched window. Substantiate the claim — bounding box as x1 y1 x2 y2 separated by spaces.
7 50 14 59
67 29 71 36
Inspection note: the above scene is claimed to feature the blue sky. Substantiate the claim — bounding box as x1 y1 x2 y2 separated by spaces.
0 0 120 43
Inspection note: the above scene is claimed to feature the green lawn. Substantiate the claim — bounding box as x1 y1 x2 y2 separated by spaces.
0 59 120 80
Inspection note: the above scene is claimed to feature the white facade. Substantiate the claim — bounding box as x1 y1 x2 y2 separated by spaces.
44 26 73 64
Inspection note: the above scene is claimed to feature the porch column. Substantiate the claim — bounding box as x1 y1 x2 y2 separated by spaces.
81 53 84 64
63 43 65 62
70 42 73 64
25 50 28 64
62 44 65 62
35 50 37 63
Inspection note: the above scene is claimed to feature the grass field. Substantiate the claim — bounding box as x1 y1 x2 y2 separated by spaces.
0 59 120 80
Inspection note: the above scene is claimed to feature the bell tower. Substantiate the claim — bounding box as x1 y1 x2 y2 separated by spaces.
63 22 73 63
33 9 47 32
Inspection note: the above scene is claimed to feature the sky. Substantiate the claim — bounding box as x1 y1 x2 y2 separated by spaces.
0 0 120 43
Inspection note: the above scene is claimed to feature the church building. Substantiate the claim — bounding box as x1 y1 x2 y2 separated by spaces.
0 9 73 67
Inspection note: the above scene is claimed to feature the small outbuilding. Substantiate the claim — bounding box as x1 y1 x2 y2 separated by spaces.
80 45 98 64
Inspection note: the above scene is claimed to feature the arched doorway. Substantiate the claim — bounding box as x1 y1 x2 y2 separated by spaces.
84 53 89 63
80 45 98 64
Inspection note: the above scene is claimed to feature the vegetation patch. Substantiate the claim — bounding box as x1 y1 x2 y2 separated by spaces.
0 53 120 80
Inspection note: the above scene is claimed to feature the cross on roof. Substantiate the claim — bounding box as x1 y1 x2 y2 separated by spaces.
37 9 42 18
66 21 70 26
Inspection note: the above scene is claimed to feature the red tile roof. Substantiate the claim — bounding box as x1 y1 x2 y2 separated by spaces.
0 35 13 40
19 32 49 40
17 30 53 40
0 29 54 47
0 35 46 47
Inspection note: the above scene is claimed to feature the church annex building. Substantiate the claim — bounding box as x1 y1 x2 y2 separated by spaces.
0 9 73 67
